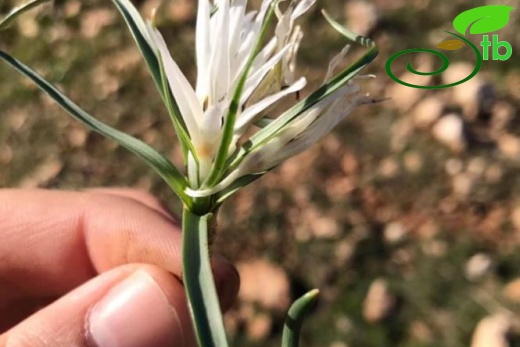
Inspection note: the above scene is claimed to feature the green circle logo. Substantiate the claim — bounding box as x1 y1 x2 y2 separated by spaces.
385 31 483 89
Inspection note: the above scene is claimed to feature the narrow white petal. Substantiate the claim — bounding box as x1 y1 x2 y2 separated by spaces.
324 45 350 83
196 0 211 101
250 38 277 72
236 0 273 67
201 103 224 142
241 44 292 103
187 151 199 188
229 0 247 60
235 77 307 133
233 37 276 85
148 25 203 145
292 0 316 20
185 164 246 197
270 87 363 165
283 25 303 85
209 0 231 103
275 3 293 49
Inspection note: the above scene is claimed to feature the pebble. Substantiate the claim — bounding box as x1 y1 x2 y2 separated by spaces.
432 114 466 152
471 314 512 347
238 259 290 312
363 278 394 323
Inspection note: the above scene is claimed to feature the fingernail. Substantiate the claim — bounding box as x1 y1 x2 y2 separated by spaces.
86 271 183 347
212 255 240 311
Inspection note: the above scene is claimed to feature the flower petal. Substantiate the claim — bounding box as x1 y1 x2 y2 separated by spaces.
241 43 293 103
324 45 350 83
195 0 211 101
235 77 307 133
292 0 316 20
269 85 362 165
148 24 203 145
209 0 231 104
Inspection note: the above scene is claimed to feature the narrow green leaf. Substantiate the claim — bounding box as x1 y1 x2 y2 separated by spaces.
0 51 191 207
182 209 229 347
215 172 264 205
254 117 274 129
282 289 320 347
0 0 51 30
110 0 163 91
322 10 377 49
453 5 514 35
203 0 277 188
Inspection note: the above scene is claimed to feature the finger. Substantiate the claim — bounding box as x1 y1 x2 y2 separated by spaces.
85 188 174 221
0 256 239 332
3 265 197 347
0 189 239 310
0 188 181 301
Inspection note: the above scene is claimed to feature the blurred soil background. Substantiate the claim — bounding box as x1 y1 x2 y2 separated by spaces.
1 0 520 346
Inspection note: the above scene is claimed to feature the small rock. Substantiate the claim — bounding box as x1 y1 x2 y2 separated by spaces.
403 151 423 173
19 158 63 188
80 9 116 38
432 114 466 152
238 259 290 312
384 222 407 244
498 134 520 159
379 158 399 178
465 253 493 281
471 314 512 347
467 157 486 177
485 165 503 184
503 278 520 303
344 1 378 35
363 278 394 323
412 97 444 129
452 173 473 197
445 158 463 176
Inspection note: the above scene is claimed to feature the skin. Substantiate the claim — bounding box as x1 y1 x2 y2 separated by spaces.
0 188 240 347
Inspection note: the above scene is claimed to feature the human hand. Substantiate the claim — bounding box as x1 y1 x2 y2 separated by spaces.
0 189 240 347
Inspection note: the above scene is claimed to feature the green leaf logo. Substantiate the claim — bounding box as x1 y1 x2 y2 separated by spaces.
453 5 514 35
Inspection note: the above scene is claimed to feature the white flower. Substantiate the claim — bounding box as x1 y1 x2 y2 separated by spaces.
146 0 313 186
144 0 375 197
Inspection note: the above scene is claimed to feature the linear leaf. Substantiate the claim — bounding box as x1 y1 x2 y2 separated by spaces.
0 0 51 30
0 51 191 206
282 289 320 347
215 172 264 205
110 0 163 91
182 210 229 347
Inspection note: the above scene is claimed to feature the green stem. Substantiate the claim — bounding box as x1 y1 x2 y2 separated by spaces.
182 208 229 347
282 289 320 347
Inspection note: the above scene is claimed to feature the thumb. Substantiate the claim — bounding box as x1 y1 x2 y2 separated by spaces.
3 265 195 347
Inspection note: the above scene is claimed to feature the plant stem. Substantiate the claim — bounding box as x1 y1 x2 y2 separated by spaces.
182 208 229 347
